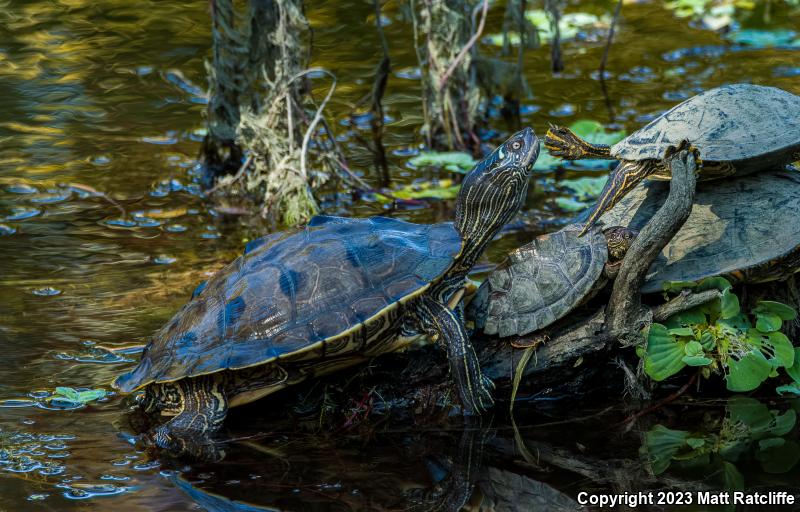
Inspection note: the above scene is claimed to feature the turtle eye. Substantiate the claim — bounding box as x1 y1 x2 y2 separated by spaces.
511 141 522 150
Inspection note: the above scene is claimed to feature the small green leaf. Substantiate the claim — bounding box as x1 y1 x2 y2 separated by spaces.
559 176 608 201
764 332 795 368
756 313 782 333
554 197 589 212
377 179 462 203
661 280 697 293
726 29 800 49
408 151 475 173
684 340 704 356
683 355 713 366
685 437 705 449
700 331 716 351
777 384 800 396
786 348 800 383
726 350 772 392
720 288 740 319
670 327 695 337
645 323 688 381
755 301 797 321
697 276 732 292
55 387 80 401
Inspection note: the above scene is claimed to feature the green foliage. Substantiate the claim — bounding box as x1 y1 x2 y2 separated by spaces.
642 398 799 487
53 387 107 404
555 175 608 212
408 151 476 173
643 278 798 392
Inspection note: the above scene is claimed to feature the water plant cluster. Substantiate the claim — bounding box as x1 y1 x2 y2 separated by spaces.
642 277 800 393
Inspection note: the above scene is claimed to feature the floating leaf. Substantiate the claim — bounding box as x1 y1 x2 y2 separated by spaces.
661 280 698 293
487 10 609 46
726 350 771 392
720 288 740 319
777 383 800 396
53 387 107 404
554 197 589 212
559 176 608 201
645 323 687 381
756 313 782 333
755 301 797 321
408 152 475 173
726 29 800 49
669 327 695 337
376 179 461 203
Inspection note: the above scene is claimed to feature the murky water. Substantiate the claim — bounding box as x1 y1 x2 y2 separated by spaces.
1 0 799 509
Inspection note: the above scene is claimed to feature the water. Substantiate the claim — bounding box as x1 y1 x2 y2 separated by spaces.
0 0 799 509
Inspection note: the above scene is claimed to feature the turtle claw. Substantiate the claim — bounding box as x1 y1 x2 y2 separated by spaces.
544 126 586 160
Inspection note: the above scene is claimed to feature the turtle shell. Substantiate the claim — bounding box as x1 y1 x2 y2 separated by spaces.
612 84 800 163
599 168 800 294
114 215 462 392
473 225 608 337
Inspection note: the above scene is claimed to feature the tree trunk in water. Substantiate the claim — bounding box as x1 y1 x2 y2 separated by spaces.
412 0 485 152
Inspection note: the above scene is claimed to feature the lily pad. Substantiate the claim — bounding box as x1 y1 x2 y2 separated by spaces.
53 387 107 404
726 29 800 49
726 350 772 392
554 197 589 212
407 152 475 173
377 179 462 203
559 176 608 201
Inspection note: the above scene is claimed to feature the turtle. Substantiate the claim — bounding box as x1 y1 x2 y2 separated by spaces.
467 223 637 338
598 167 800 293
112 128 540 457
544 83 800 234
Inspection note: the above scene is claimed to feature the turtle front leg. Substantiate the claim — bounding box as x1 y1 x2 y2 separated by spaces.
145 376 229 461
544 125 614 160
580 159 662 236
418 296 494 415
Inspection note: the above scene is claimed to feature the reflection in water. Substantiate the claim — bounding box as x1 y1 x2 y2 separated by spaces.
0 0 799 509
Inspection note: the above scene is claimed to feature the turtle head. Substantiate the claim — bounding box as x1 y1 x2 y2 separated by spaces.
455 128 539 264
603 225 638 262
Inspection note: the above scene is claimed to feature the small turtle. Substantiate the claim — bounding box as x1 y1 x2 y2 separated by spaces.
468 224 636 338
113 128 540 457
544 84 800 234
599 167 800 293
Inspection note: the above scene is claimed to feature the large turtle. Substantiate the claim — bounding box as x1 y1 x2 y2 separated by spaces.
113 128 540 456
468 224 636 338
599 167 800 293
544 84 800 234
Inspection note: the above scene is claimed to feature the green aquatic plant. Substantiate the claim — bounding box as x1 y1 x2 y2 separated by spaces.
408 151 476 173
641 278 799 393
53 387 107 405
375 178 462 203
642 397 799 489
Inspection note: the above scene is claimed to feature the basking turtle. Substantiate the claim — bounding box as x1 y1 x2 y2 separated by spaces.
599 167 800 293
468 224 636 338
113 128 540 456
544 84 800 234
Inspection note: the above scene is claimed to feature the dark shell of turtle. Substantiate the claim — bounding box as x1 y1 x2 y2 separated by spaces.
114 215 462 392
612 84 800 164
599 168 800 293
470 225 607 338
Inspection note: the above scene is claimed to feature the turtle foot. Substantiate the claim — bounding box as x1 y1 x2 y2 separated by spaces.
544 125 612 160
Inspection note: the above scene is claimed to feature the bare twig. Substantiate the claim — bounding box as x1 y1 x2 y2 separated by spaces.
617 371 699 430
439 0 489 91
292 67 337 183
66 183 126 216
